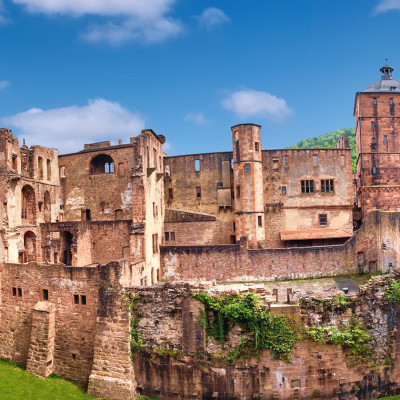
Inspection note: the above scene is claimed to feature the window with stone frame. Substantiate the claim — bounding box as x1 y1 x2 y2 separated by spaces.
321 179 334 193
301 180 314 193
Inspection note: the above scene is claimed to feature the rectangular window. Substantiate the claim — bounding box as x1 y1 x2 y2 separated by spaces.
284 156 289 167
165 232 169 241
81 295 87 306
372 146 376 152
390 98 394 105
258 216 262 227
236 185 241 197
18 288 22 297
341 155 345 166
313 155 318 166
42 289 49 301
74 294 79 304
373 98 377 105
152 234 158 254
371 121 375 128
245 163 251 174
233 222 236 232
301 180 314 193
372 166 377 174
171 232 175 241
153 202 156 217
319 214 327 226
196 186 201 198
168 188 173 201
195 159 200 171
321 179 334 193
282 186 287 195
12 287 17 297
384 135 387 144
255 142 259 152
371 138 375 143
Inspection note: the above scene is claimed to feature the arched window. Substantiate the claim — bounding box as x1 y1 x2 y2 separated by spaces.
24 231 37 262
90 154 115 175
62 231 73 266
60 166 66 178
21 185 36 224
44 191 51 222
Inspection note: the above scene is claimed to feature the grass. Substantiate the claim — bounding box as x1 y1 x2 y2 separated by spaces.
0 358 163 400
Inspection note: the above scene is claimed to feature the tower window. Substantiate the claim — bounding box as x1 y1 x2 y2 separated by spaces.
313 155 318 166
255 142 259 152
341 155 345 166
258 216 262 227
282 186 287 195
196 186 201 198
236 185 241 197
390 98 394 105
319 214 327 226
284 156 289 167
245 164 251 174
373 98 377 105
301 180 314 193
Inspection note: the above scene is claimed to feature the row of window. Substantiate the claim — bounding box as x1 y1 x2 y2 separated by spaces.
372 97 396 105
11 287 87 305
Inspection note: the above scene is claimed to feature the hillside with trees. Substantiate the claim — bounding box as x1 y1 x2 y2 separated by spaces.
286 127 356 172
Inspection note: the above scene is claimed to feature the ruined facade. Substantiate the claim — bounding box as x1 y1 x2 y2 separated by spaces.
1 64 400 400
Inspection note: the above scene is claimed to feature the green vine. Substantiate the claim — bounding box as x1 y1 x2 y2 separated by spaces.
386 279 400 304
191 292 299 361
305 315 371 361
125 293 145 356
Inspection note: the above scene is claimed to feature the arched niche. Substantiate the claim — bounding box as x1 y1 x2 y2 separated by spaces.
90 154 115 175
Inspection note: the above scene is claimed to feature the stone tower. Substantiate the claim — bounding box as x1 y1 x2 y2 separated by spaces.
231 124 265 249
355 62 400 218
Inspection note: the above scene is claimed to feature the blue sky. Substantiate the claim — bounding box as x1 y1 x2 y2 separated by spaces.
1 0 400 155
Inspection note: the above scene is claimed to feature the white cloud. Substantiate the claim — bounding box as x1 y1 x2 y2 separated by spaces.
1 98 145 153
195 7 230 29
184 112 209 125
373 0 400 13
82 17 181 45
0 80 9 89
222 89 292 121
11 0 182 44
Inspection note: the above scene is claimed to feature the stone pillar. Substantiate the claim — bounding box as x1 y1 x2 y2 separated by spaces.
87 281 137 400
26 301 56 377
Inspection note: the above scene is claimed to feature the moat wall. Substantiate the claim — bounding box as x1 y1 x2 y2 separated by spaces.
160 211 399 282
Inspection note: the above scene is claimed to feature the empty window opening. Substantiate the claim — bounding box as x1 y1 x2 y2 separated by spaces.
74 294 79 304
54 252 58 263
196 186 201 198
38 157 44 179
165 232 169 241
282 186 287 195
12 155 17 170
372 166 377 174
233 222 236 232
167 188 174 201
62 231 73 266
195 159 200 171
60 166 66 178
235 140 240 162
152 234 158 254
313 155 318 166
12 287 17 297
153 148 157 169
321 179 334 193
46 159 51 180
24 231 37 262
42 289 49 301
170 232 175 241
18 288 22 297
21 185 36 224
90 154 115 175
258 216 262 227
245 163 251 174
81 209 91 221
255 142 259 152
319 214 327 226
341 155 345 166
272 159 279 169
81 295 87 305
284 156 289 167
301 180 314 193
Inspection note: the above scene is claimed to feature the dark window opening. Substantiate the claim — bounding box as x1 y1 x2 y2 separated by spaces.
282 186 287 195
301 180 314 193
165 232 169 241
81 295 86 305
233 222 236 232
258 216 262 227
236 185 241 197
167 188 173 201
319 214 327 226
321 179 334 193
74 294 79 304
12 287 17 297
255 142 259 152
196 186 201 198
235 140 240 162
371 138 375 143
43 289 49 301
62 231 73 266
171 232 175 241
18 288 22 297
371 146 376 152
85 209 91 221
90 154 115 175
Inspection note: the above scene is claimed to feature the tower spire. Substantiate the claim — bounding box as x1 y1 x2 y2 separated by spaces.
380 60 394 80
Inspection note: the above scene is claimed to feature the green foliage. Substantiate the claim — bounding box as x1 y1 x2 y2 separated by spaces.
125 293 145 355
152 347 181 357
0 358 102 400
191 292 299 361
306 316 371 361
386 279 400 304
286 127 356 173
333 294 349 310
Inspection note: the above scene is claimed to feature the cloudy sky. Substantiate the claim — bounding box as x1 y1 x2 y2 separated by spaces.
0 0 400 154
